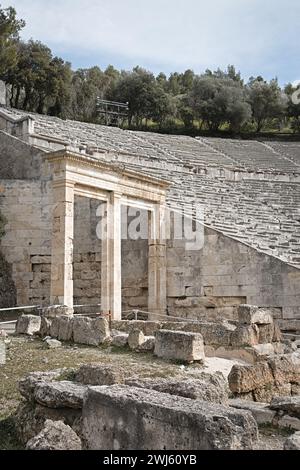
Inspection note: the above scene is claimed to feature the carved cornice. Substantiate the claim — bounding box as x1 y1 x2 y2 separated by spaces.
45 149 172 189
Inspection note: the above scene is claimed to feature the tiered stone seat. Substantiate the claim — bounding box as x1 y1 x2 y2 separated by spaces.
1 106 299 269
202 138 300 173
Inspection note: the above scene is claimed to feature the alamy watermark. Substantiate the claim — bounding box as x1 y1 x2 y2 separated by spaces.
95 201 205 251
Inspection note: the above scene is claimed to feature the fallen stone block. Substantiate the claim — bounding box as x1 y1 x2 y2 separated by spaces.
111 334 128 347
82 385 258 450
251 343 275 359
161 321 235 348
34 380 87 409
284 432 300 450
75 364 125 386
125 372 229 404
230 324 259 348
270 396 300 418
128 329 145 350
278 415 300 431
46 339 62 349
72 316 109 346
41 306 74 318
111 320 161 336
229 399 276 425
269 353 300 385
257 324 276 344
26 420 81 450
19 370 65 402
228 363 274 394
39 317 51 338
154 330 205 363
137 336 155 353
238 305 273 325
16 315 41 336
253 383 292 403
14 401 82 445
57 315 73 342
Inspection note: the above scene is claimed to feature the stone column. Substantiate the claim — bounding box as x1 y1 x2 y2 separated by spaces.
101 192 122 320
50 180 74 310
148 203 167 319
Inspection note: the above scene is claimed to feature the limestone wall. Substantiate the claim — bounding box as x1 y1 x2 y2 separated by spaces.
0 178 299 325
0 179 52 306
0 130 44 179
166 227 300 324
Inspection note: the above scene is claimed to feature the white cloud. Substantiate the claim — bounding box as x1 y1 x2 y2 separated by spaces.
2 0 299 80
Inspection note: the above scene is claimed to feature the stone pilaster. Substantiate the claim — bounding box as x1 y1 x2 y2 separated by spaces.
101 192 122 320
148 203 167 319
50 180 74 309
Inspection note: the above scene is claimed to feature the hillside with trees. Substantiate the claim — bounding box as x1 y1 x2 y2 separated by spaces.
0 3 300 137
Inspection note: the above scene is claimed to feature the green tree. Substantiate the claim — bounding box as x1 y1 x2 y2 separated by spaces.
5 40 72 114
0 4 25 77
109 67 157 127
247 78 287 132
188 76 251 131
285 82 300 133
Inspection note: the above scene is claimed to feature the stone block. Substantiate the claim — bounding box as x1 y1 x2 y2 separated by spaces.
229 399 276 425
268 353 300 385
82 385 258 450
128 329 145 350
57 315 73 342
111 334 128 348
252 383 292 403
137 336 155 352
230 324 259 347
228 363 274 394
34 381 87 409
75 364 125 386
270 396 300 418
19 370 67 402
46 339 62 349
39 317 52 338
16 315 41 336
125 372 229 404
154 330 205 363
14 401 82 445
257 324 275 344
111 320 161 336
238 305 273 325
278 416 300 431
284 432 300 449
72 317 109 346
41 306 74 318
26 420 82 450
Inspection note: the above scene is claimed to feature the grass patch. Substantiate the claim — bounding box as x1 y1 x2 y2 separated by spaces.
258 423 294 437
0 417 23 450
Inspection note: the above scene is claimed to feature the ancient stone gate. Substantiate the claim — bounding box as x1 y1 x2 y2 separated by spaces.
47 150 170 320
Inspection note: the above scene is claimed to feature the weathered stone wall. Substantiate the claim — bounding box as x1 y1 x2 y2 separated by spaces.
166 228 300 324
0 179 52 306
0 130 44 179
0 207 16 308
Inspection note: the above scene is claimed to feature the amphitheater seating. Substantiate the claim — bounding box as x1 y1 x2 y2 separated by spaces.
1 106 300 269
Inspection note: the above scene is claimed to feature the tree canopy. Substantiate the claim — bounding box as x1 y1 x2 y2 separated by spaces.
0 4 297 136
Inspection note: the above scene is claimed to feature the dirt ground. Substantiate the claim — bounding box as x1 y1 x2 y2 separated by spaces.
0 335 288 450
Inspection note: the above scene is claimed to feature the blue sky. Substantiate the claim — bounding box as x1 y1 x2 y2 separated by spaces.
2 0 299 85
